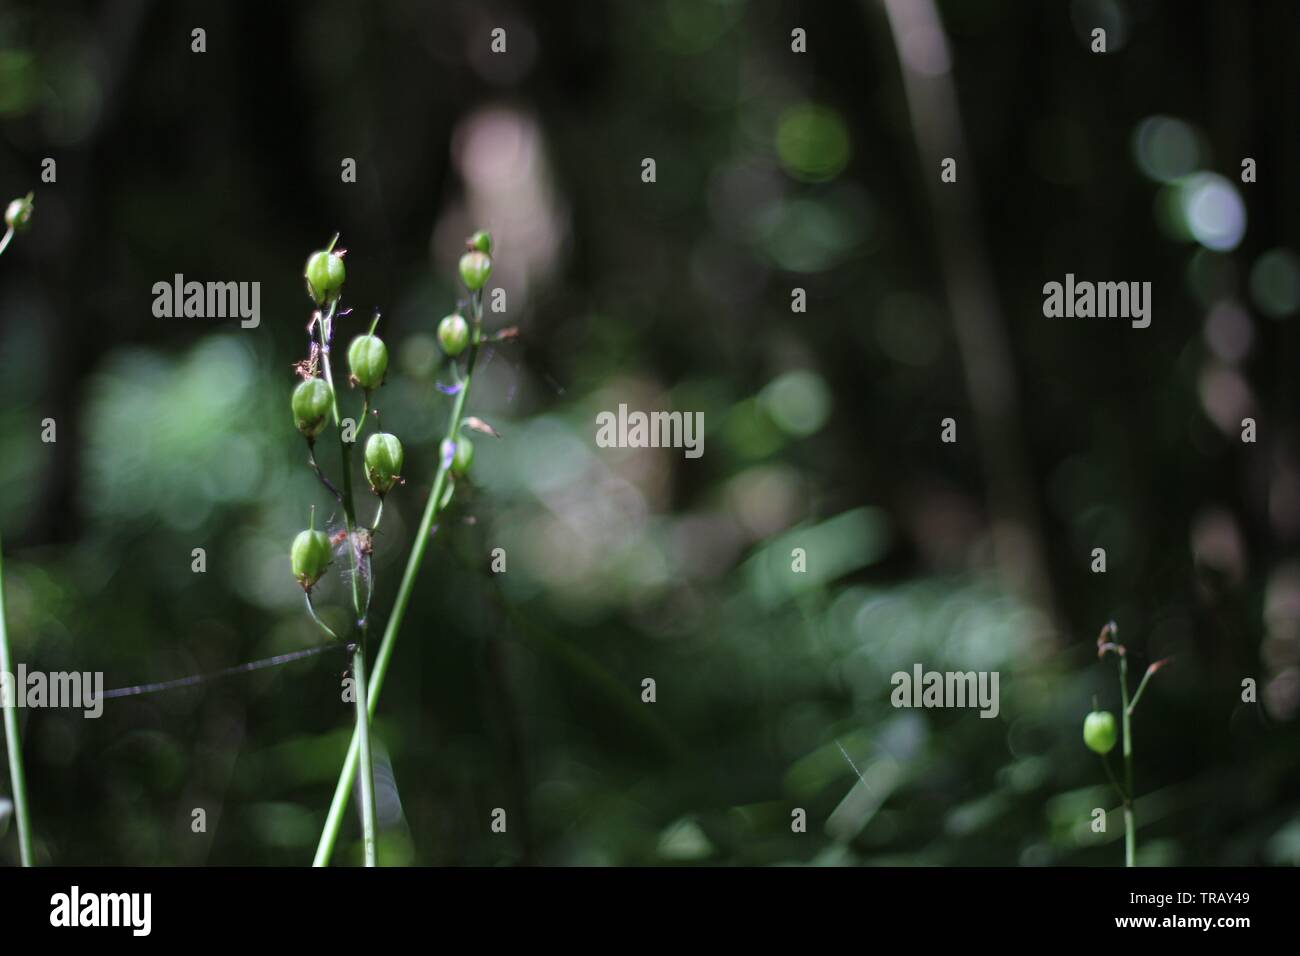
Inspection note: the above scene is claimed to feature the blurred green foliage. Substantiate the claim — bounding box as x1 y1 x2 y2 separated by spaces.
0 0 1298 866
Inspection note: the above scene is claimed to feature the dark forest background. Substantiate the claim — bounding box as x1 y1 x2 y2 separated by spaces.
1 0 1298 865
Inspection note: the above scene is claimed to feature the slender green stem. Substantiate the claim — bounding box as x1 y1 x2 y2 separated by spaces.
317 296 378 866
1118 654 1135 867
356 394 371 447
304 592 341 642
319 301 363 609
1128 666 1156 716
313 289 483 866
351 644 376 867
306 441 343 503
1099 752 1126 804
0 201 34 864
0 532 34 865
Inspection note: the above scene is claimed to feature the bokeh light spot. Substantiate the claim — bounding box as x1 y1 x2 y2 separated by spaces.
1249 248 1300 319
1178 172 1246 252
760 370 831 438
1132 116 1200 183
776 103 851 183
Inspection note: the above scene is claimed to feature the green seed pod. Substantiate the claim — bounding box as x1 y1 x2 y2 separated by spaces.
348 334 388 390
437 314 470 357
292 378 333 439
458 250 492 292
1083 710 1117 755
4 194 33 233
291 527 332 591
468 230 493 254
442 436 473 477
364 432 404 495
305 249 346 304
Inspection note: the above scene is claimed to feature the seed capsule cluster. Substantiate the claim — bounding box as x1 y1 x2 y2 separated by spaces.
293 228 509 866
289 231 493 598
291 238 406 599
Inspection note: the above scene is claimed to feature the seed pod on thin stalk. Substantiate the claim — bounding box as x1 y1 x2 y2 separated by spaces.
4 193 33 233
292 378 333 439
1082 710 1116 754
438 314 470 357
364 432 404 496
458 250 492 292
305 244 346 305
291 508 332 592
348 333 389 391
1085 621 1172 867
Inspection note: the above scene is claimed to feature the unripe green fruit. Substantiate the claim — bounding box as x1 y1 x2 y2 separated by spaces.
468 230 493 254
348 334 388 390
437 314 470 356
1083 710 1118 755
442 436 473 476
364 432 404 495
292 378 333 438
305 249 346 304
291 528 332 590
458 250 492 292
4 195 33 233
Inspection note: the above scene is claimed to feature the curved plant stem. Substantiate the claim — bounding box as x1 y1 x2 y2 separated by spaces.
0 227 13 258
313 289 483 866
1128 665 1157 715
1119 653 1135 867
307 442 343 503
0 532 34 865
317 296 378 866
304 592 342 642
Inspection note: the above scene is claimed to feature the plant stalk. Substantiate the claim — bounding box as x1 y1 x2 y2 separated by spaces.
0 532 34 866
317 296 378 866
313 289 483 866
351 643 376 867
1118 653 1135 867
0 206 34 864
